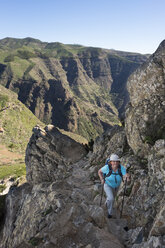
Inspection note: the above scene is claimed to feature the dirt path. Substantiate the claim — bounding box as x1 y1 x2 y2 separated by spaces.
0 144 24 165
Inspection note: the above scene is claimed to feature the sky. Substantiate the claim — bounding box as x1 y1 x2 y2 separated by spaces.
0 0 165 54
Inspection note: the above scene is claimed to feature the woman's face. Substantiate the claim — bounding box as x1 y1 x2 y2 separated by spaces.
110 161 120 170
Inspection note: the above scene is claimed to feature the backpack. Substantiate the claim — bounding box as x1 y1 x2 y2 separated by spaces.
104 162 124 182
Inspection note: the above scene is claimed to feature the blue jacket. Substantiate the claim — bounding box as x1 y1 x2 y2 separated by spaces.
101 164 126 188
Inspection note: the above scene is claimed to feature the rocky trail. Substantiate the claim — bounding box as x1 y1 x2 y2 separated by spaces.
0 150 129 247
0 123 164 248
66 158 130 247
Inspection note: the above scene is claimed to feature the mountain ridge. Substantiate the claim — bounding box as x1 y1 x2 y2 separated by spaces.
0 37 151 56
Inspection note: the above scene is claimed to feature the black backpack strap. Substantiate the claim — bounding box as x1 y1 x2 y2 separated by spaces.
104 163 126 181
118 164 127 182
118 164 123 181
105 164 112 178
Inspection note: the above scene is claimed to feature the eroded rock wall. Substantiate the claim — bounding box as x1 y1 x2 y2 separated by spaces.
25 125 87 184
125 40 165 157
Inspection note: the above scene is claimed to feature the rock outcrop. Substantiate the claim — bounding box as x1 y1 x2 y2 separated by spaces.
26 125 87 184
125 40 165 157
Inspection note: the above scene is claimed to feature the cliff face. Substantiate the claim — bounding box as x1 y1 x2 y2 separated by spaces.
125 40 165 157
109 55 139 115
0 38 148 140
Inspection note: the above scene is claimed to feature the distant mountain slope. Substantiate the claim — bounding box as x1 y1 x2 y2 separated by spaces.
0 37 149 140
0 84 87 154
0 84 44 153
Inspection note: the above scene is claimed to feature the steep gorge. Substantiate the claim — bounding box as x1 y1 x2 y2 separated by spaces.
0 38 148 140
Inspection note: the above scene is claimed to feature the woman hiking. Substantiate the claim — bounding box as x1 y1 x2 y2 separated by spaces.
98 154 130 218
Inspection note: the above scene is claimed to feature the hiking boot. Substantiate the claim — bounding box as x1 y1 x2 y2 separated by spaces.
108 214 112 218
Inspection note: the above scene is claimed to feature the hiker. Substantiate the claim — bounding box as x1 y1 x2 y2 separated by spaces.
98 154 130 218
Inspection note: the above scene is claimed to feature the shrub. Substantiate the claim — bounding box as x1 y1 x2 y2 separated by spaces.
29 237 42 246
17 49 35 60
0 94 9 110
4 54 15 62
0 185 6 193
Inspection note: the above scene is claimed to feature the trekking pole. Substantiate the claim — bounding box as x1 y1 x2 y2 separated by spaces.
120 177 127 218
100 175 105 206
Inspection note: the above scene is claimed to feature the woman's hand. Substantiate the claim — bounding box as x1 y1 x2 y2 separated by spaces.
101 178 105 184
98 169 105 184
125 173 131 182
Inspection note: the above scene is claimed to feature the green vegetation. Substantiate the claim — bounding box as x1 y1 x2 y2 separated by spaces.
0 50 11 63
4 54 15 62
44 42 84 57
41 206 53 217
17 48 36 60
0 37 43 50
0 185 6 193
143 124 165 146
125 185 133 196
108 54 137 64
0 94 9 109
144 136 154 145
24 62 35 79
29 237 42 246
9 56 30 79
0 102 44 152
0 38 106 59
0 84 44 153
44 47 73 58
1 37 146 141
77 116 99 140
0 163 26 180
58 128 88 144
69 78 120 140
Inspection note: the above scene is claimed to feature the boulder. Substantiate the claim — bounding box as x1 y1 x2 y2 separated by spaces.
25 125 87 184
